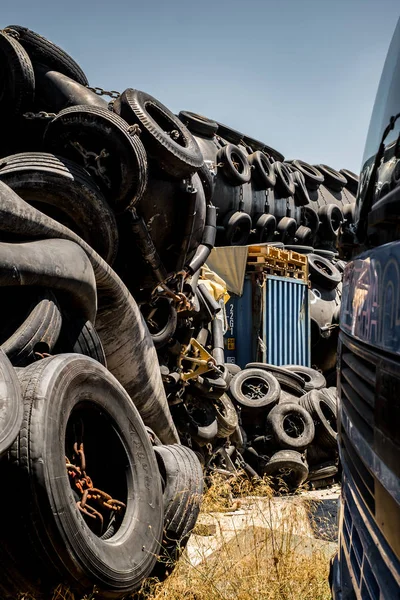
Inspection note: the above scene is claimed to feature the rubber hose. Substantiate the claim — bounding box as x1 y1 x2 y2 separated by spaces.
0 239 96 321
212 347 225 364
187 204 217 274
176 179 198 272
198 283 221 314
0 181 179 444
212 317 224 349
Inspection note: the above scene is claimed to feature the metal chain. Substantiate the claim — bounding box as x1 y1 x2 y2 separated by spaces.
86 86 120 99
23 111 57 120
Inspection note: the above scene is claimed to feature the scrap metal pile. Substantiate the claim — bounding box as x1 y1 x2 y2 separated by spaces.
0 25 354 599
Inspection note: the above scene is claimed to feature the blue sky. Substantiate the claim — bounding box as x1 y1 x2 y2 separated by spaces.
3 0 399 173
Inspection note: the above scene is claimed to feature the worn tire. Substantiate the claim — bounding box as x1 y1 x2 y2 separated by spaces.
283 365 326 391
308 253 342 291
273 162 295 197
318 204 344 239
216 122 244 145
141 297 177 350
5 25 88 85
262 449 309 489
0 354 164 598
340 169 358 195
43 105 148 213
114 88 203 178
1 289 62 367
291 160 324 190
178 111 218 138
0 348 23 457
216 144 251 185
152 444 203 580
55 317 107 367
299 390 338 450
316 164 347 192
245 363 305 395
0 152 118 264
223 210 252 245
248 151 276 189
254 213 276 242
266 402 315 451
0 31 35 117
295 225 313 245
308 460 338 481
229 368 280 412
292 170 311 206
276 216 297 243
214 393 239 438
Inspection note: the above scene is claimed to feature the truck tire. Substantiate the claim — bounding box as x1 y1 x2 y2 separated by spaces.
299 390 338 450
283 365 326 391
55 316 107 367
273 162 295 197
178 111 218 138
0 152 118 264
141 297 177 350
152 445 203 581
216 144 251 185
308 461 338 481
114 89 203 178
291 160 324 190
216 122 244 145
308 254 342 290
318 204 344 238
248 151 276 189
262 450 309 489
0 348 23 457
4 25 88 85
1 289 62 367
254 213 276 242
0 31 35 118
43 105 148 213
0 354 164 598
276 216 297 243
245 362 305 394
316 164 347 192
223 210 252 245
266 403 315 451
229 368 280 412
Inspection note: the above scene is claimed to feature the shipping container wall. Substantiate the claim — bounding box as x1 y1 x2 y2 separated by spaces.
224 275 310 367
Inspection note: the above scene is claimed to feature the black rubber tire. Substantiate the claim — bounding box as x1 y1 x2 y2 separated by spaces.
308 461 338 481
245 362 305 390
266 403 315 451
0 31 35 117
291 160 324 190
319 387 338 417
340 169 358 195
216 122 244 145
55 317 107 367
318 204 344 238
178 111 218 138
213 393 239 438
343 203 356 225
299 390 338 450
114 88 203 178
5 25 88 85
254 213 276 242
262 449 309 489
273 162 295 197
152 444 203 580
224 363 241 376
301 205 320 234
1 289 62 367
292 170 311 206
248 151 276 189
216 144 251 185
316 164 347 192
308 253 342 291
0 348 23 457
0 152 119 264
284 244 314 255
283 365 326 391
141 298 177 350
295 225 313 245
185 395 219 443
229 368 280 412
43 105 148 213
276 216 297 243
223 210 252 246
0 354 164 598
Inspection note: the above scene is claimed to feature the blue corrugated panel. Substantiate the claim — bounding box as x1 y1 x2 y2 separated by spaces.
265 276 310 366
224 276 257 367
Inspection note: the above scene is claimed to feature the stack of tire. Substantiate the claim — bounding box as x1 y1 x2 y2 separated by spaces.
0 25 207 599
178 111 358 250
223 363 339 490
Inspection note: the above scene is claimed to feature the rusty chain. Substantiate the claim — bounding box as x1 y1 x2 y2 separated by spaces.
86 86 120 99
23 111 57 120
66 434 126 535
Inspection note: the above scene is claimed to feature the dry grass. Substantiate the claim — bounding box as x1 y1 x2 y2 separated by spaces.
136 474 333 600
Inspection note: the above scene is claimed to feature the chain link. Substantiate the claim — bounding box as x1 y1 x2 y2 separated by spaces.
23 111 57 120
86 86 120 99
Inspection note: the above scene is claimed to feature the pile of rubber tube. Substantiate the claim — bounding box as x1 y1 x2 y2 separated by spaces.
0 25 350 599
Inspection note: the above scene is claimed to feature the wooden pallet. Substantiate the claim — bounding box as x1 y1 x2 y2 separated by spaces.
247 244 308 280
